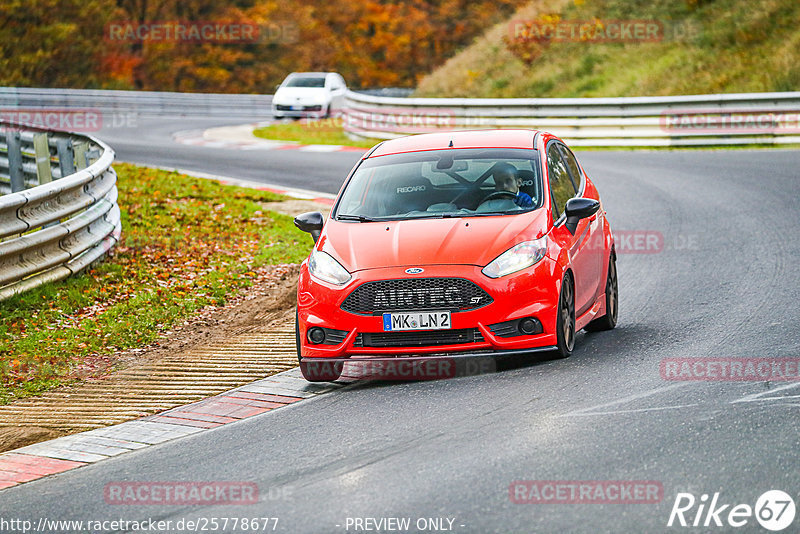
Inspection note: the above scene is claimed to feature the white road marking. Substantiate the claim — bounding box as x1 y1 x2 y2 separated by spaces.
557 383 690 417
560 381 800 418
730 382 800 403
562 404 700 417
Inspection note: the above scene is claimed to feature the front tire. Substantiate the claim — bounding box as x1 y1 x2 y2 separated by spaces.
554 273 576 358
585 254 618 332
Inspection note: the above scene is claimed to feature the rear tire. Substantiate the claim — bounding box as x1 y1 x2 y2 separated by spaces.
585 254 618 332
296 308 342 382
554 273 575 358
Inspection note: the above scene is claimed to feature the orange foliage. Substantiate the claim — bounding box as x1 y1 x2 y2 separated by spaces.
1 0 527 91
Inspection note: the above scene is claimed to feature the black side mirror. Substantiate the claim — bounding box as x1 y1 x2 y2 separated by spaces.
564 198 600 234
294 211 324 243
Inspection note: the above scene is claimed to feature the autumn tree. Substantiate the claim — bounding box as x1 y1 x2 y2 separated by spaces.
1 0 527 92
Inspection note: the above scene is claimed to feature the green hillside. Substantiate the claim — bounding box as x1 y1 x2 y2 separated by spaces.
415 0 800 97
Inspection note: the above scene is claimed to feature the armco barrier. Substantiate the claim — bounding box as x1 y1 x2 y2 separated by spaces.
341 90 800 147
0 121 120 301
0 87 272 118
3 87 798 147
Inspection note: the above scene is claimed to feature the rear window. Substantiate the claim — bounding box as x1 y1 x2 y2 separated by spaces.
334 149 543 221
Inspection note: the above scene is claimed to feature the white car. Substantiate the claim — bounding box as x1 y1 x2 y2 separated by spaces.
271 72 347 119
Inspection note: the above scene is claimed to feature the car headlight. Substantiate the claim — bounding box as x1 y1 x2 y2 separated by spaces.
482 237 547 278
309 250 351 285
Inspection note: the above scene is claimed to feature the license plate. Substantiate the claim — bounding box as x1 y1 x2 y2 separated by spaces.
383 311 451 331
291 105 302 110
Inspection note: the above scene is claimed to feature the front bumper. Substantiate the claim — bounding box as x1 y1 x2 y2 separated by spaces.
272 104 325 118
299 346 557 381
297 261 562 359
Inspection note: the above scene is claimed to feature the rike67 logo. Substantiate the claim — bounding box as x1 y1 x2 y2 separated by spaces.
668 490 796 531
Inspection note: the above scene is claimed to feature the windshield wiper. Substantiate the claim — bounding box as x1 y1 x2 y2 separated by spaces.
336 214 382 222
470 211 510 216
434 213 463 218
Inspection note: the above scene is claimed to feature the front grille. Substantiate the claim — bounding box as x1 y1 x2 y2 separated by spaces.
274 105 321 111
354 328 484 348
341 278 492 315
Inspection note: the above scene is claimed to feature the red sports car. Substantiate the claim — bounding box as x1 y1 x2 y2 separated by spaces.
294 129 617 381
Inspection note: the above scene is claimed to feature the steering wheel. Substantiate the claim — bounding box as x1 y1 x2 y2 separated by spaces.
480 190 517 204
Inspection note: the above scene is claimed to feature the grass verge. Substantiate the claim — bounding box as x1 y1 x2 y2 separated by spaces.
571 142 800 152
257 121 799 151
0 163 311 404
253 119 381 148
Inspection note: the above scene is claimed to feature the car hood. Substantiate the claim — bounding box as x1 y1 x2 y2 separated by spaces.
318 210 548 272
274 87 326 103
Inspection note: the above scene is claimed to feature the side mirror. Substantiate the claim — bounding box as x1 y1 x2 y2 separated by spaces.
294 211 324 243
564 198 600 234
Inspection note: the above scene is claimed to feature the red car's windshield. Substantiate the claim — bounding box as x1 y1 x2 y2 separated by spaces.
335 148 543 221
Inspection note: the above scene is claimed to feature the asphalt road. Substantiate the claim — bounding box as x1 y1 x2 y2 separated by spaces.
1 118 799 533
97 116 362 194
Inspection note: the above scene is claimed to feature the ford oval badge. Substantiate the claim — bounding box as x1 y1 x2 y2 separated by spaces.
405 267 424 274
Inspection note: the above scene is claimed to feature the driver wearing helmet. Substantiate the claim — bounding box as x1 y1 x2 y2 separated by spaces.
493 163 533 208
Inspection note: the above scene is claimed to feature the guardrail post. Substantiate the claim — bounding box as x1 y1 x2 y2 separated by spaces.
86 147 101 165
0 121 120 302
73 141 89 170
5 130 25 192
56 137 75 178
33 133 52 184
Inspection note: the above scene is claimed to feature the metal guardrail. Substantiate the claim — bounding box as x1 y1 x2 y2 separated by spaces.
357 88 414 98
342 91 800 147
3 87 798 146
0 87 272 117
0 121 120 301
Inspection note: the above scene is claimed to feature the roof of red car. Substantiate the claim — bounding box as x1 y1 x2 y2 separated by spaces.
368 129 539 157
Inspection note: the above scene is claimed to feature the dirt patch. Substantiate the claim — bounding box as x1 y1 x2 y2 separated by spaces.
105 263 300 370
0 427 67 452
0 263 303 453
63 263 301 382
